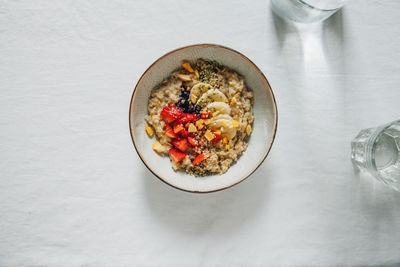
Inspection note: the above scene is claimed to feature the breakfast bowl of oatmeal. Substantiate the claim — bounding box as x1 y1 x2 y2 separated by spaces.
129 44 277 193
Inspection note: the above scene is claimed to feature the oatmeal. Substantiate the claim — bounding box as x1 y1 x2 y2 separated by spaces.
144 59 254 176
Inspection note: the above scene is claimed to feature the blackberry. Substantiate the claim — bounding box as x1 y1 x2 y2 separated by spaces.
194 105 202 114
177 87 197 113
176 99 187 109
186 105 194 113
176 98 195 113
178 87 190 101
180 90 190 99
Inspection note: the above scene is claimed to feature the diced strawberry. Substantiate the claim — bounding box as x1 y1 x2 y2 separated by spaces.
192 152 210 165
176 113 198 124
173 123 185 134
165 124 177 138
188 137 199 147
160 106 183 123
182 113 197 123
201 111 210 119
211 133 221 143
169 148 186 163
172 139 190 152
180 129 192 138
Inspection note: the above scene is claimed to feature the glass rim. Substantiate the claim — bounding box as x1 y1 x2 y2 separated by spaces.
298 0 346 11
369 119 400 183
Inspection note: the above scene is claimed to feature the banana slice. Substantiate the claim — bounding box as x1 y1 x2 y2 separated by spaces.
209 114 237 138
208 118 232 129
196 89 227 107
206 102 231 115
189 83 212 104
211 114 232 121
209 120 236 138
223 127 237 138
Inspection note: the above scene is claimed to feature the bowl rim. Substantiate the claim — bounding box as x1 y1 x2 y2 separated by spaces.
129 43 278 193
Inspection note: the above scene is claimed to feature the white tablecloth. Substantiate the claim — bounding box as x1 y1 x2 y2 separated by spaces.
1 0 400 266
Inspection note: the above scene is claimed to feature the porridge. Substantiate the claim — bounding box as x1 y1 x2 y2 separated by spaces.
144 59 254 176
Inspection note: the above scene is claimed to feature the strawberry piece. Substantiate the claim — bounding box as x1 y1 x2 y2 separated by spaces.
181 113 197 123
201 111 210 119
165 124 177 138
175 113 198 125
180 129 192 138
188 137 199 147
192 152 210 165
211 133 221 143
173 123 185 134
169 148 186 163
160 106 183 123
172 139 190 152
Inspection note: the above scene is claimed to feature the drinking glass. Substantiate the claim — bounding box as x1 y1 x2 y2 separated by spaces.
271 0 347 23
351 120 400 192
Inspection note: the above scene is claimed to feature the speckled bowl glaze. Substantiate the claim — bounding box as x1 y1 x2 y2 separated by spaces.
129 44 278 193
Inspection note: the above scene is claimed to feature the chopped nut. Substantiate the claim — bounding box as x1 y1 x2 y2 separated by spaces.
177 74 191 81
231 97 237 104
204 130 215 142
225 144 230 150
188 123 197 132
145 125 154 137
182 62 194 73
246 125 252 135
232 120 239 128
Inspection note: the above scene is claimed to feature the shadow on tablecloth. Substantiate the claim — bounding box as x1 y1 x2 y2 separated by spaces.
271 7 347 76
142 161 274 236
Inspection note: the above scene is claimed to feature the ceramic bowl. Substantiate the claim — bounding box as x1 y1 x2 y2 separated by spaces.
129 44 277 193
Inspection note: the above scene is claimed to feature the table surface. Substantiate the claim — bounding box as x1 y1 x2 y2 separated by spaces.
1 0 400 266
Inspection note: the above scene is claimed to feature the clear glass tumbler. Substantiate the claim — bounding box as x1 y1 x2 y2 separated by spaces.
271 0 347 23
351 120 400 192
